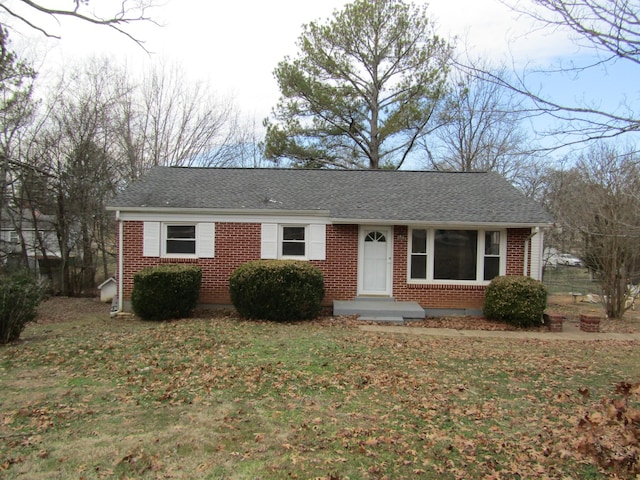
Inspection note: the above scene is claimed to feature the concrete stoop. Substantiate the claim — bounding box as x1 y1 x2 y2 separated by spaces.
333 297 425 324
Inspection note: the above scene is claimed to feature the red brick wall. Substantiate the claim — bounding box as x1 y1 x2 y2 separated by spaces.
119 221 531 311
390 226 530 310
311 224 358 302
390 226 485 309
121 222 360 306
506 228 531 276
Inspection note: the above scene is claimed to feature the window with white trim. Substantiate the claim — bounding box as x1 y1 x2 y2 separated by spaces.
483 231 501 281
261 223 326 260
142 221 215 258
281 226 306 257
408 228 504 283
410 228 427 280
165 225 196 255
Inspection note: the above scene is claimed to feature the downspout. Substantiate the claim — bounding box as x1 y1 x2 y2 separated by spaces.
523 227 539 277
117 211 124 313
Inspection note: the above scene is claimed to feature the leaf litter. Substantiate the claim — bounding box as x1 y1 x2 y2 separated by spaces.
0 297 639 478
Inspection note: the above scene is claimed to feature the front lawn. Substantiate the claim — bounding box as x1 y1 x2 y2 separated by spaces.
1 298 639 479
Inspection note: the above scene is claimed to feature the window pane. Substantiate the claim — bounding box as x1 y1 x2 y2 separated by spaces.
282 241 305 256
166 240 196 254
283 227 305 241
484 257 500 281
411 255 427 279
167 225 196 239
365 231 386 242
433 230 477 280
485 231 500 255
412 229 427 254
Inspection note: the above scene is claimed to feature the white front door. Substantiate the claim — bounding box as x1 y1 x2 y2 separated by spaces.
358 226 392 295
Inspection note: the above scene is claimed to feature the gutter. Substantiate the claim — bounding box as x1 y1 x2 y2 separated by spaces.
106 206 331 217
331 219 554 229
116 210 123 314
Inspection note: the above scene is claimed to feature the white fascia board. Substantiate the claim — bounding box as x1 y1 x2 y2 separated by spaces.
115 208 331 225
330 218 554 228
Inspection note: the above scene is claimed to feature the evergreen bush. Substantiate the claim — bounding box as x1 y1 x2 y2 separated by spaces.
483 275 547 328
229 260 324 321
131 264 202 321
0 273 46 343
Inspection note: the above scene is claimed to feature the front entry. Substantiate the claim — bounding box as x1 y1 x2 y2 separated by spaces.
358 226 393 296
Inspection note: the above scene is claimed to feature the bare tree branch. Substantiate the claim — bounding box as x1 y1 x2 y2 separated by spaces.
458 0 640 149
0 0 160 51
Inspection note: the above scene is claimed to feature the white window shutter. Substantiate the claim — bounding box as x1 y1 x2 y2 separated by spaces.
308 224 326 260
143 222 161 257
196 223 215 258
530 229 543 280
261 223 278 259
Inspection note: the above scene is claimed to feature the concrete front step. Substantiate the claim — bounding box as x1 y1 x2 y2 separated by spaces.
358 316 405 324
333 298 425 323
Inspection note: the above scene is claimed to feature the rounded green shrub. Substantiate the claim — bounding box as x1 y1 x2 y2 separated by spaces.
131 264 202 321
483 275 547 328
229 260 324 321
0 272 47 343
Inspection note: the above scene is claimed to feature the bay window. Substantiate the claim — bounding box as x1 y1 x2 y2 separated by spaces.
408 228 504 283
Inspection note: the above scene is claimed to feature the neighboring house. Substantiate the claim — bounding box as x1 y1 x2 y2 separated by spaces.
108 167 553 316
0 208 63 279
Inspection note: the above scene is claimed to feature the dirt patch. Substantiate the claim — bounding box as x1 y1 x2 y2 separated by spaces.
36 296 111 324
547 294 640 334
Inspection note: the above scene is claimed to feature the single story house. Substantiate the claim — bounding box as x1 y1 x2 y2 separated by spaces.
108 167 553 317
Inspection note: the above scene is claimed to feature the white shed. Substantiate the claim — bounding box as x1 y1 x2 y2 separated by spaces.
98 277 117 303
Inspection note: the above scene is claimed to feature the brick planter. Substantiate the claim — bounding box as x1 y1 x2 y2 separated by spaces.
580 313 601 333
543 313 563 332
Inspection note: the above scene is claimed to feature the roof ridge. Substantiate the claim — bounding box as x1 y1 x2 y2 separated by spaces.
160 166 494 174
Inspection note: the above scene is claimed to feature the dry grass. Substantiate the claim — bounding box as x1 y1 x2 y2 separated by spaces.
1 297 639 479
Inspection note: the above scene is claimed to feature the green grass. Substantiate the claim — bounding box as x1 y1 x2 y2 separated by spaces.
1 307 639 479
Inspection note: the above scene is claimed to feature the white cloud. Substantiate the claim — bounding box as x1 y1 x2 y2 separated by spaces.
8 0 586 122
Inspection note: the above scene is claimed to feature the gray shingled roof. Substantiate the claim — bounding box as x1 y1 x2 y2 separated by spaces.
109 166 553 226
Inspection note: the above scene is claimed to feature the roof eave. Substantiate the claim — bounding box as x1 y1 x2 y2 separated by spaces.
330 217 554 228
108 206 331 217
107 206 552 228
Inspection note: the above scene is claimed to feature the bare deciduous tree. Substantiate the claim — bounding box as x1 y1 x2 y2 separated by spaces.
7 56 252 292
118 61 243 177
423 65 533 180
546 144 640 318
0 27 36 264
1 0 158 49
474 0 640 147
22 59 122 294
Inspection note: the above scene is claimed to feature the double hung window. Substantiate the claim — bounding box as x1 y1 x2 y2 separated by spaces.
142 221 215 259
165 225 197 255
260 223 326 261
281 226 306 257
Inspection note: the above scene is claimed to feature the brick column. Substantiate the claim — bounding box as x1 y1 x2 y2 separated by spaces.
580 313 601 333
543 313 563 332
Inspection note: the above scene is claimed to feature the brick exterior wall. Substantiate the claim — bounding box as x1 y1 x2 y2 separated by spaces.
119 221 531 311
389 226 530 310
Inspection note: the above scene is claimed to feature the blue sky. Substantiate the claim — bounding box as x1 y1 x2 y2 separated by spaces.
8 0 638 154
